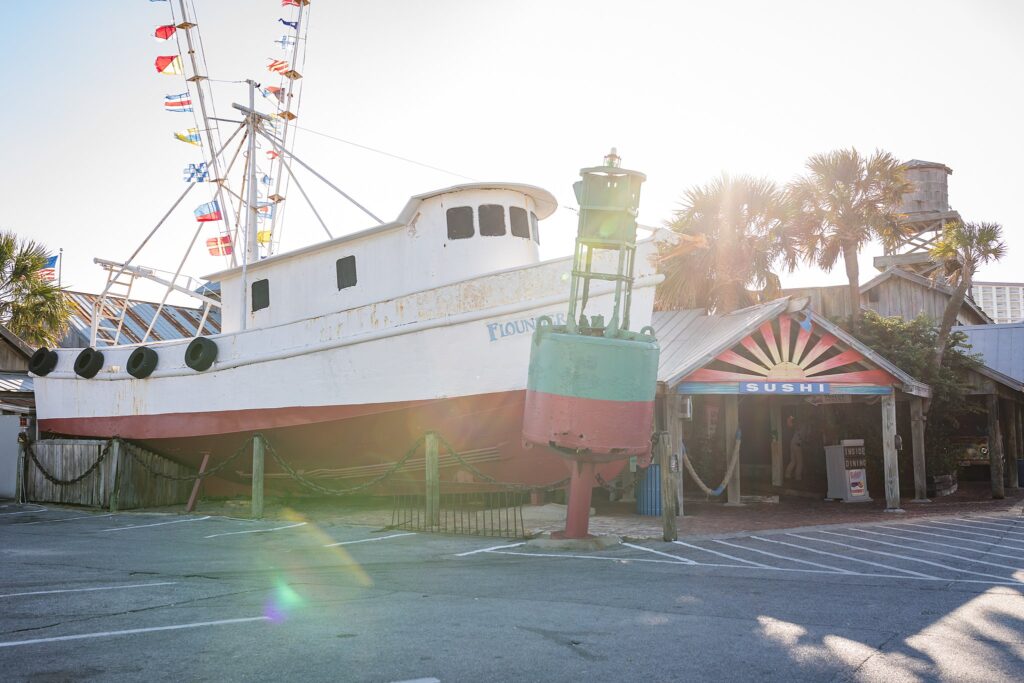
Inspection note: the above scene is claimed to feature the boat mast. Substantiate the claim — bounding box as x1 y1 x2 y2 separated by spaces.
237 81 266 332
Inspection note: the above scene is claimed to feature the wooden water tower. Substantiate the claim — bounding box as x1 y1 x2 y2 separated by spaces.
874 159 961 276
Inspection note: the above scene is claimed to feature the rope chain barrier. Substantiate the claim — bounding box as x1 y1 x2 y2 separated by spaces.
24 439 111 487
681 430 742 497
261 433 426 496
433 433 569 493
121 438 252 482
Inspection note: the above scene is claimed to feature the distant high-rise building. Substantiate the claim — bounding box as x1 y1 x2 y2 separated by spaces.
971 282 1024 324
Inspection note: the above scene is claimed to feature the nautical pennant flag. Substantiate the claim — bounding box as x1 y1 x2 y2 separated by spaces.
155 55 184 76
278 18 299 30
36 255 58 282
174 128 202 146
154 25 176 41
164 92 193 113
267 59 289 74
266 150 279 160
257 230 273 245
184 162 209 182
274 35 296 49
261 85 285 103
282 0 302 7
256 203 275 221
194 200 222 222
206 235 232 256
261 174 273 186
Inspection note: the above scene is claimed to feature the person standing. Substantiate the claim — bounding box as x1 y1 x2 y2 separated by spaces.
784 414 804 481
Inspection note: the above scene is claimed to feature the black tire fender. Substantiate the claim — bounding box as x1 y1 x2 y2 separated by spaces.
185 337 218 372
29 347 59 376
73 347 105 379
126 346 159 379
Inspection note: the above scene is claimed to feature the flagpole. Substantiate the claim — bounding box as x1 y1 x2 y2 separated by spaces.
58 248 63 288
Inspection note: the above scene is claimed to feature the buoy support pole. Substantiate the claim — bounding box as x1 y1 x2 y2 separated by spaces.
560 461 597 539
108 439 121 513
187 452 210 514
252 435 265 519
425 431 440 527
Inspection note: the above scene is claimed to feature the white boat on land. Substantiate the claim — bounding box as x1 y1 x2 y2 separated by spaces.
32 183 663 492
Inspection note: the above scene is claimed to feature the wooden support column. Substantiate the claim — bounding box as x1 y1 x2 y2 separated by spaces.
769 400 783 487
1003 401 1019 491
186 452 210 513
724 395 741 506
251 434 265 519
880 393 903 512
987 393 1005 500
668 392 683 517
910 397 929 502
108 439 122 513
425 431 440 527
15 438 26 504
658 431 677 541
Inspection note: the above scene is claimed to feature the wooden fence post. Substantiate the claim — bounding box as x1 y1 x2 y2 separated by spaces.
15 438 26 504
425 431 440 527
1003 401 1019 491
252 435 265 519
769 400 783 487
724 396 741 505
910 397 929 502
880 393 902 511
988 394 1005 500
108 439 122 513
658 431 677 542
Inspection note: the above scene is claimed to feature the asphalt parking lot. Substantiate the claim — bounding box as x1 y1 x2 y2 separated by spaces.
1 502 1023 682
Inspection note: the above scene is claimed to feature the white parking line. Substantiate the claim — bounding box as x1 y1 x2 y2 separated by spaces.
893 523 1015 548
0 616 270 649
204 521 306 539
100 516 211 532
870 526 1024 561
490 550 685 565
845 528 1024 572
759 535 933 578
20 513 115 526
952 518 1024 537
911 521 1024 545
453 542 525 557
622 542 696 564
0 582 176 599
787 533 939 578
735 538 855 574
965 515 1023 526
671 540 772 568
323 532 416 548
816 530 1020 583
0 505 48 516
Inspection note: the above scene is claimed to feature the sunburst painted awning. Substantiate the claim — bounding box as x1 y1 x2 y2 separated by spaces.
655 298 930 398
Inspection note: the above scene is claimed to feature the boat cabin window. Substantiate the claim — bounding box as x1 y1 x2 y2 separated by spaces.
510 207 530 239
336 255 357 290
252 279 270 312
529 211 540 244
446 206 474 240
479 204 507 236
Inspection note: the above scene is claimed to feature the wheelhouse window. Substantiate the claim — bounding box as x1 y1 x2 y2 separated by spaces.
479 204 507 236
510 207 530 239
336 255 357 290
446 206 474 240
251 278 270 312
529 211 540 244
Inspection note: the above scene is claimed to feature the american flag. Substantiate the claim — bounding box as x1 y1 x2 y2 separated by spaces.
37 255 58 282
267 59 289 74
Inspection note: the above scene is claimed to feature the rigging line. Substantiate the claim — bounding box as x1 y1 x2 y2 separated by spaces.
256 128 384 224
141 221 207 344
217 128 252 268
165 1 204 145
289 125 478 181
188 0 223 140
272 141 333 241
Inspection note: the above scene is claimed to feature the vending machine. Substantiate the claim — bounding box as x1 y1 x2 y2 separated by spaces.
825 439 871 502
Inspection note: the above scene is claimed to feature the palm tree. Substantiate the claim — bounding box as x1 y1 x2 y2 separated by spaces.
931 219 1006 369
787 148 914 335
658 173 796 314
0 231 70 347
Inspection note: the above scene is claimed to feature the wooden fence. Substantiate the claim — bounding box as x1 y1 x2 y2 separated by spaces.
24 439 196 509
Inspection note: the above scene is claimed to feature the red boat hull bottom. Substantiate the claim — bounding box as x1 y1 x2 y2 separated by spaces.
39 390 630 496
523 389 655 459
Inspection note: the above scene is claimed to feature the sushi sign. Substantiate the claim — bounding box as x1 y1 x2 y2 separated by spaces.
740 382 830 394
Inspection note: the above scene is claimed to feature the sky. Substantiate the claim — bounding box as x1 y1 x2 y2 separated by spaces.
1 0 1022 305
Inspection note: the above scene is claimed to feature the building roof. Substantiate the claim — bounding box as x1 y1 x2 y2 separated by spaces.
654 297 931 397
0 325 33 359
861 267 993 324
0 371 32 393
955 323 1024 384
903 159 952 174
61 291 221 348
203 182 559 281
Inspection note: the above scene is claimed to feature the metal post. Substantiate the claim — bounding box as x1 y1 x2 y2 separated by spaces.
910 397 929 502
425 432 439 527
1003 401 1019 491
658 431 677 542
108 439 122 513
724 396 742 505
881 393 903 511
187 452 210 514
15 438 25 504
769 400 783 487
252 435 265 519
988 394 1005 499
